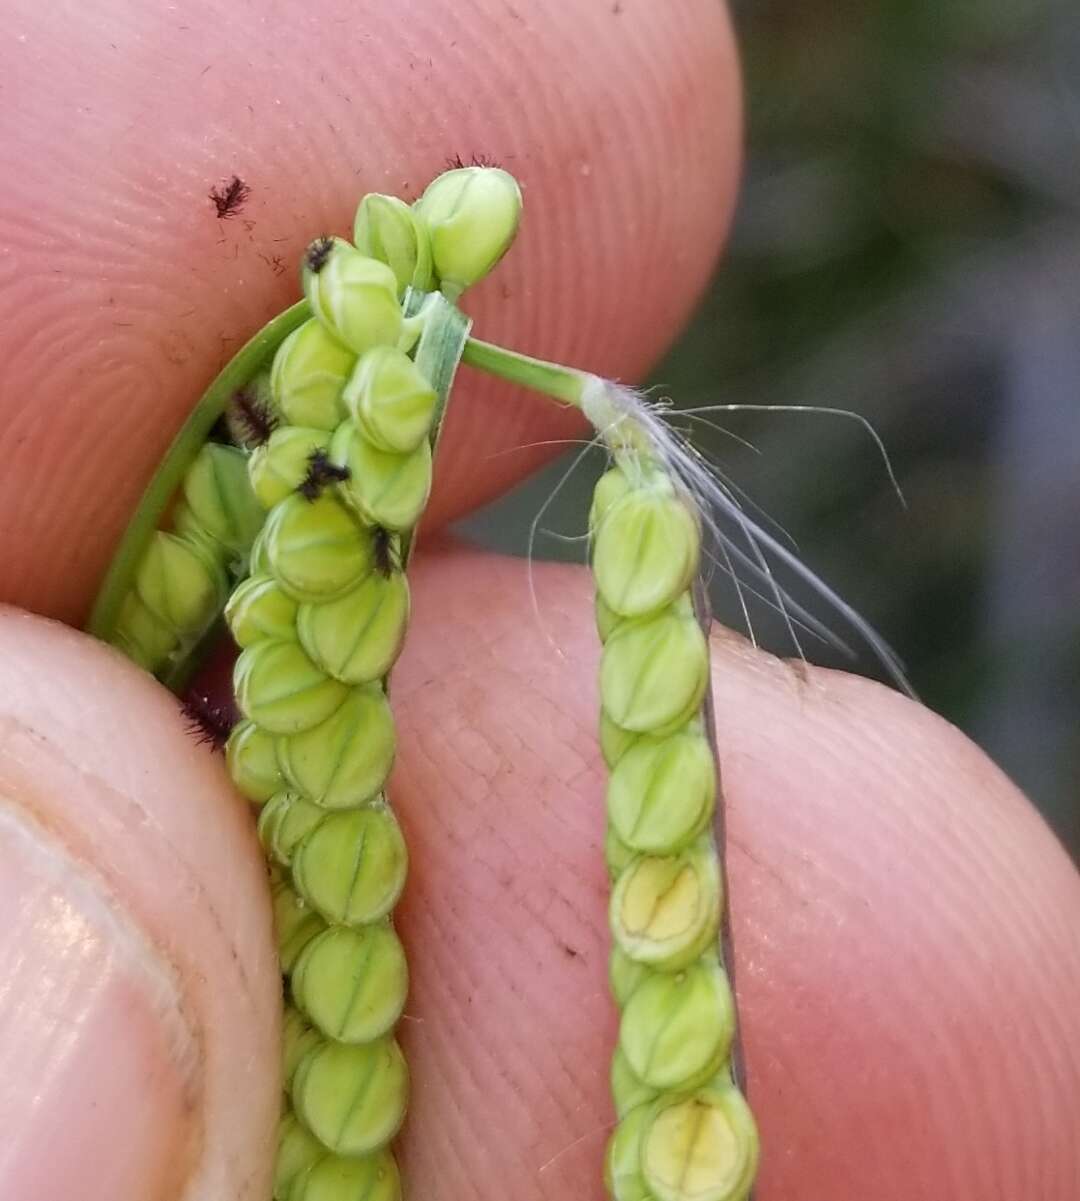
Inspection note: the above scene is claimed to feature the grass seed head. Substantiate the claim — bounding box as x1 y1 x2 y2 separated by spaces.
605 1104 651 1201
414 165 522 297
619 958 734 1091
343 345 438 454
609 838 721 970
256 790 325 868
271 318 355 432
640 1088 760 1201
114 591 176 672
593 482 701 618
224 718 285 803
134 530 228 635
292 924 408 1044
330 424 432 531
607 729 716 854
273 875 328 972
224 573 299 648
296 569 409 686
302 241 403 356
273 1113 325 1200
599 599 709 733
289 1150 401 1201
610 1046 658 1119
292 805 407 926
263 493 374 601
180 442 265 554
282 1006 323 1091
291 1037 408 1157
275 684 395 809
354 192 434 297
233 639 349 735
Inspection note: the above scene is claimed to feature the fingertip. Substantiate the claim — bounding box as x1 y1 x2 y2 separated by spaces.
0 608 279 1200
709 637 1080 1200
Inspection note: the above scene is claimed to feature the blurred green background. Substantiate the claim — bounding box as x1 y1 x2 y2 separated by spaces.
458 0 1080 856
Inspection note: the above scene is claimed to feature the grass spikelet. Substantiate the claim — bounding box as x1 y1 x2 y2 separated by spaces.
579 376 913 694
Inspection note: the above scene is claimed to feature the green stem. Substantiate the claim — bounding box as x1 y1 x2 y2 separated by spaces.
399 290 471 567
86 300 312 643
461 336 590 408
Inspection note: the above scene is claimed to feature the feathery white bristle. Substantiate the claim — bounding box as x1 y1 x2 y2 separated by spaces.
581 376 914 696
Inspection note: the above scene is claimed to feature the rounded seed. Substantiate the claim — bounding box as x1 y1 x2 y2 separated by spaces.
600 711 639 770
283 1006 324 1091
620 957 734 1090
292 805 407 927
611 1048 658 1121
180 442 265 553
290 1149 402 1201
170 499 221 556
297 571 410 686
604 1104 652 1201
605 824 636 881
134 530 227 635
249 524 272 574
292 923 408 1044
609 944 651 1007
274 1112 326 1201
271 317 355 432
234 640 349 735
593 485 700 618
595 592 624 643
354 192 434 298
610 838 721 969
226 719 285 803
248 427 331 510
292 1037 408 1158
226 574 299 648
276 684 395 809
303 241 403 356
258 791 325 867
414 166 522 296
600 601 709 733
273 877 328 973
607 729 716 853
590 466 634 533
330 422 432 532
343 345 438 454
265 494 374 601
114 591 176 671
640 1087 759 1201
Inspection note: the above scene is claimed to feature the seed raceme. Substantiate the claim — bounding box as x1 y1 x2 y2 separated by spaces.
90 164 766 1200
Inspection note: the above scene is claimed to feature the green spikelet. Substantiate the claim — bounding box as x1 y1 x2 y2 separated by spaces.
591 458 759 1201
215 191 478 1185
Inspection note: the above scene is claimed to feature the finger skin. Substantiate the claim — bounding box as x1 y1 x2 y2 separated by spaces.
388 543 1080 1199
0 0 740 624
0 608 279 1201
